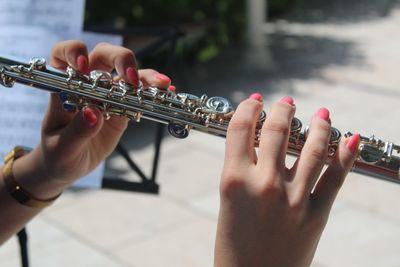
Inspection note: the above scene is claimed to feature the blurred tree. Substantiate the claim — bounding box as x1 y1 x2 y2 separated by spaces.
85 0 247 62
85 0 295 62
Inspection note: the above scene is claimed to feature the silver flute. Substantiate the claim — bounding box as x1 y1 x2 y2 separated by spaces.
0 55 399 184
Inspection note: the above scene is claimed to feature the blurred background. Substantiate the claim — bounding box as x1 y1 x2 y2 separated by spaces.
2 0 400 266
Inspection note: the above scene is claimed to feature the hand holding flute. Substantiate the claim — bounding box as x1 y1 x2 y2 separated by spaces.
0 40 171 244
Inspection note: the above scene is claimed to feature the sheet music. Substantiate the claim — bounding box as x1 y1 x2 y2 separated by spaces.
0 26 60 160
0 0 123 188
0 0 85 37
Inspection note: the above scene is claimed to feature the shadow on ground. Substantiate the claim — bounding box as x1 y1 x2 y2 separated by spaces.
276 0 400 23
186 34 364 105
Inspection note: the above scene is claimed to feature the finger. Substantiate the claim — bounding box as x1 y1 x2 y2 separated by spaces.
138 69 171 89
291 108 331 197
311 134 360 213
225 94 263 167
89 42 139 86
42 94 77 134
258 96 295 170
50 40 89 73
55 106 104 156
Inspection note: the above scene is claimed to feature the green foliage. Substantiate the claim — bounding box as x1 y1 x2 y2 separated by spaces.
85 0 295 62
85 0 246 62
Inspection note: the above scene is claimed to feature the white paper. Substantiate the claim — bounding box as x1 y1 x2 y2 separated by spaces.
0 26 60 158
0 0 123 188
0 0 85 37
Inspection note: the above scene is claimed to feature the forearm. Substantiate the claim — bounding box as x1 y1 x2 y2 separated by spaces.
0 147 67 245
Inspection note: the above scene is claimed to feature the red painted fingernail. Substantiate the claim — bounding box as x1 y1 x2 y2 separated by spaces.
82 107 97 126
317 107 330 121
280 96 294 105
155 73 171 83
168 85 176 93
126 67 139 87
249 92 263 101
347 133 360 153
77 55 89 74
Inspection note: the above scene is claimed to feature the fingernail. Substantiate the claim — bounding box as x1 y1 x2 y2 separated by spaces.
154 73 171 83
126 67 139 87
82 107 97 126
316 107 330 121
168 85 176 93
249 92 263 101
347 133 360 153
280 96 294 105
77 55 89 74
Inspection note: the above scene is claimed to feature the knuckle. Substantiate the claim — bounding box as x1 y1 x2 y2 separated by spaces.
57 40 87 57
138 69 158 77
311 120 332 137
220 174 247 201
93 41 111 50
118 48 136 61
309 143 328 160
271 101 296 118
263 119 290 135
242 98 260 109
272 101 294 112
319 121 332 135
221 165 244 182
228 118 254 133
68 40 87 50
51 40 88 65
256 177 284 200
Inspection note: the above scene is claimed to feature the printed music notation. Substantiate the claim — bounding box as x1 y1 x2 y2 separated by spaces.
0 0 85 35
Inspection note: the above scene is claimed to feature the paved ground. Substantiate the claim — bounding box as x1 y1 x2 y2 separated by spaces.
2 2 400 266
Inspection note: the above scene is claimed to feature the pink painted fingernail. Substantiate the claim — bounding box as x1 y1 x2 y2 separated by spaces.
280 96 294 105
347 133 360 153
126 67 139 87
77 55 89 74
249 92 263 101
82 107 97 126
317 107 330 121
168 85 176 93
155 73 171 83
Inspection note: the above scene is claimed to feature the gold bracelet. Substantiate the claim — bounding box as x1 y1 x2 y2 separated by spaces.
3 146 61 208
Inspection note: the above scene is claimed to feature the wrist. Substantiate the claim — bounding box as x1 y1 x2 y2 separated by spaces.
12 146 69 201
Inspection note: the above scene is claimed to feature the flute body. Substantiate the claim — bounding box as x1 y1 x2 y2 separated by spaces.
0 55 399 184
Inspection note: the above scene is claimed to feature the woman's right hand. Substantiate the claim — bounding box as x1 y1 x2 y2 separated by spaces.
214 94 359 267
